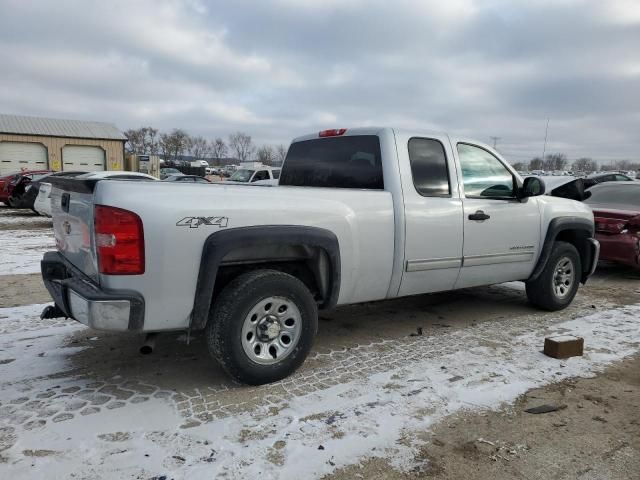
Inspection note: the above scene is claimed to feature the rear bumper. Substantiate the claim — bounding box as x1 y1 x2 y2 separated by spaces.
41 251 145 331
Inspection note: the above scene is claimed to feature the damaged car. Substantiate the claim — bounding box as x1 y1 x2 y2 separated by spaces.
0 170 52 207
585 182 640 270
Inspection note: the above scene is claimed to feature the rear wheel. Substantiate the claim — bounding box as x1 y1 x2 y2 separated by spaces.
206 269 318 385
526 241 581 311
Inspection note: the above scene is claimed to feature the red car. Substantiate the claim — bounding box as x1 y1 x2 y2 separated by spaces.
0 169 52 206
585 181 640 269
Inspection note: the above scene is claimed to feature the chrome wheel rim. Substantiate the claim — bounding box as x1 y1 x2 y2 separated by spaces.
241 296 302 365
552 256 575 299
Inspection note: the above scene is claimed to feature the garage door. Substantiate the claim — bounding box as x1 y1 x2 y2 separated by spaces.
0 142 48 175
62 146 105 171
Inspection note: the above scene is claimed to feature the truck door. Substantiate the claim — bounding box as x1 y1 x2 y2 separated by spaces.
397 134 464 296
453 142 541 288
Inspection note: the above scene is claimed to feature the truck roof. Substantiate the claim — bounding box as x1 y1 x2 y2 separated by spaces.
289 127 515 176
292 127 444 143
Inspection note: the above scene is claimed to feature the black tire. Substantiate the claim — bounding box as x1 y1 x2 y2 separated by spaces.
526 241 581 311
206 269 318 385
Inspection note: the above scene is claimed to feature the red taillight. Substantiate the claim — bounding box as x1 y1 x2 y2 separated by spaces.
94 205 145 275
319 128 347 137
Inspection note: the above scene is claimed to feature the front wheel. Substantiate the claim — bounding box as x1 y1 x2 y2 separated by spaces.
526 241 581 311
206 269 318 385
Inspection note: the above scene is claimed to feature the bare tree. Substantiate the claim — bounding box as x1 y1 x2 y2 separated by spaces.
189 135 209 159
275 144 287 165
571 157 598 173
529 157 544 171
228 132 254 162
542 153 568 171
256 145 275 166
158 129 190 160
143 127 159 155
159 133 171 159
511 162 527 171
124 127 159 155
124 129 141 154
210 138 228 163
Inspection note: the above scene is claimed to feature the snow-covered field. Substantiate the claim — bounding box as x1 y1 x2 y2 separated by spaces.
1 208 639 479
1 301 639 479
0 229 55 275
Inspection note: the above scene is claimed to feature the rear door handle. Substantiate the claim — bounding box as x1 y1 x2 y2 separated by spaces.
468 210 490 221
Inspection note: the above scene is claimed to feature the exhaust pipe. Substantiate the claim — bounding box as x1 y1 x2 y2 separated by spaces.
140 333 158 355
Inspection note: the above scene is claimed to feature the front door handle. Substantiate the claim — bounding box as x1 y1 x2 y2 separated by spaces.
468 210 490 221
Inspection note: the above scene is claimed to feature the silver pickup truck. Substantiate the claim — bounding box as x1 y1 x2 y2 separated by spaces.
41 127 599 384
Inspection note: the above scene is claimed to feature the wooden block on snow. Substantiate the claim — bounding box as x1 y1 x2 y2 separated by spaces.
544 335 584 359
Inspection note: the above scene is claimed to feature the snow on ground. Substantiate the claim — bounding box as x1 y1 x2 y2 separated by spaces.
1 302 639 479
0 229 55 275
0 208 51 227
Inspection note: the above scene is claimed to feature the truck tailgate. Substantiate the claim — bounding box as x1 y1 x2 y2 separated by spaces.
49 177 100 281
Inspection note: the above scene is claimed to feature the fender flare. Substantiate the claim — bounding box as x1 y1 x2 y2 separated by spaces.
191 225 341 330
528 216 595 283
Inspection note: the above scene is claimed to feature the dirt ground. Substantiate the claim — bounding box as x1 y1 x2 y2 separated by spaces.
1 204 639 478
327 355 640 480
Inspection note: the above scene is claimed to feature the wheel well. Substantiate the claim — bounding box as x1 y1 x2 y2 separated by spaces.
555 229 591 272
211 244 333 308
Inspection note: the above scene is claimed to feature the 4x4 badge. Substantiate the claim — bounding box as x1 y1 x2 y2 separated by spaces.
176 216 229 229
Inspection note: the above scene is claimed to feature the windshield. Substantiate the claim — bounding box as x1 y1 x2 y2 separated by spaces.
229 169 254 182
162 168 181 174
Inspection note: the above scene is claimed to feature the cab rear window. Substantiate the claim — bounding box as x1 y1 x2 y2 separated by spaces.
280 136 383 189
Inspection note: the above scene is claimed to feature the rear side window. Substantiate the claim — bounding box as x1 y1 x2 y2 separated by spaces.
280 136 383 189
272 169 281 179
408 138 450 196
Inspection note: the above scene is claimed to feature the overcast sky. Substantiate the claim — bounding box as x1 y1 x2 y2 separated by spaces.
1 0 639 162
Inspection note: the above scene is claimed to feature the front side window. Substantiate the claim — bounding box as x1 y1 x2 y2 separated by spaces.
252 170 269 181
408 138 450 196
457 143 514 198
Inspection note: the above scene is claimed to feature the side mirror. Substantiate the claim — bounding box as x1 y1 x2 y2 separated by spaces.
520 177 545 198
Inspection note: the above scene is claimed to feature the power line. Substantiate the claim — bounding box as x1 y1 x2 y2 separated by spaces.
489 136 501 149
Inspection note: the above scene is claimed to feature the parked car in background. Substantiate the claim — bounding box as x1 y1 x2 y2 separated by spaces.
163 174 211 183
191 160 210 168
585 172 635 189
224 167 280 184
585 182 640 270
74 171 157 181
35 171 156 216
160 167 184 180
0 169 52 207
21 171 87 213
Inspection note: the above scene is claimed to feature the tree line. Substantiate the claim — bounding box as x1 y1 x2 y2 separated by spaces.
511 153 640 173
124 127 288 166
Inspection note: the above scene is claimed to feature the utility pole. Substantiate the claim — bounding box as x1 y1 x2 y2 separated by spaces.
490 136 501 149
541 118 550 161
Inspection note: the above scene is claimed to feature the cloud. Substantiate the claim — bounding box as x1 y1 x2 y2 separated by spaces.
0 0 638 160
